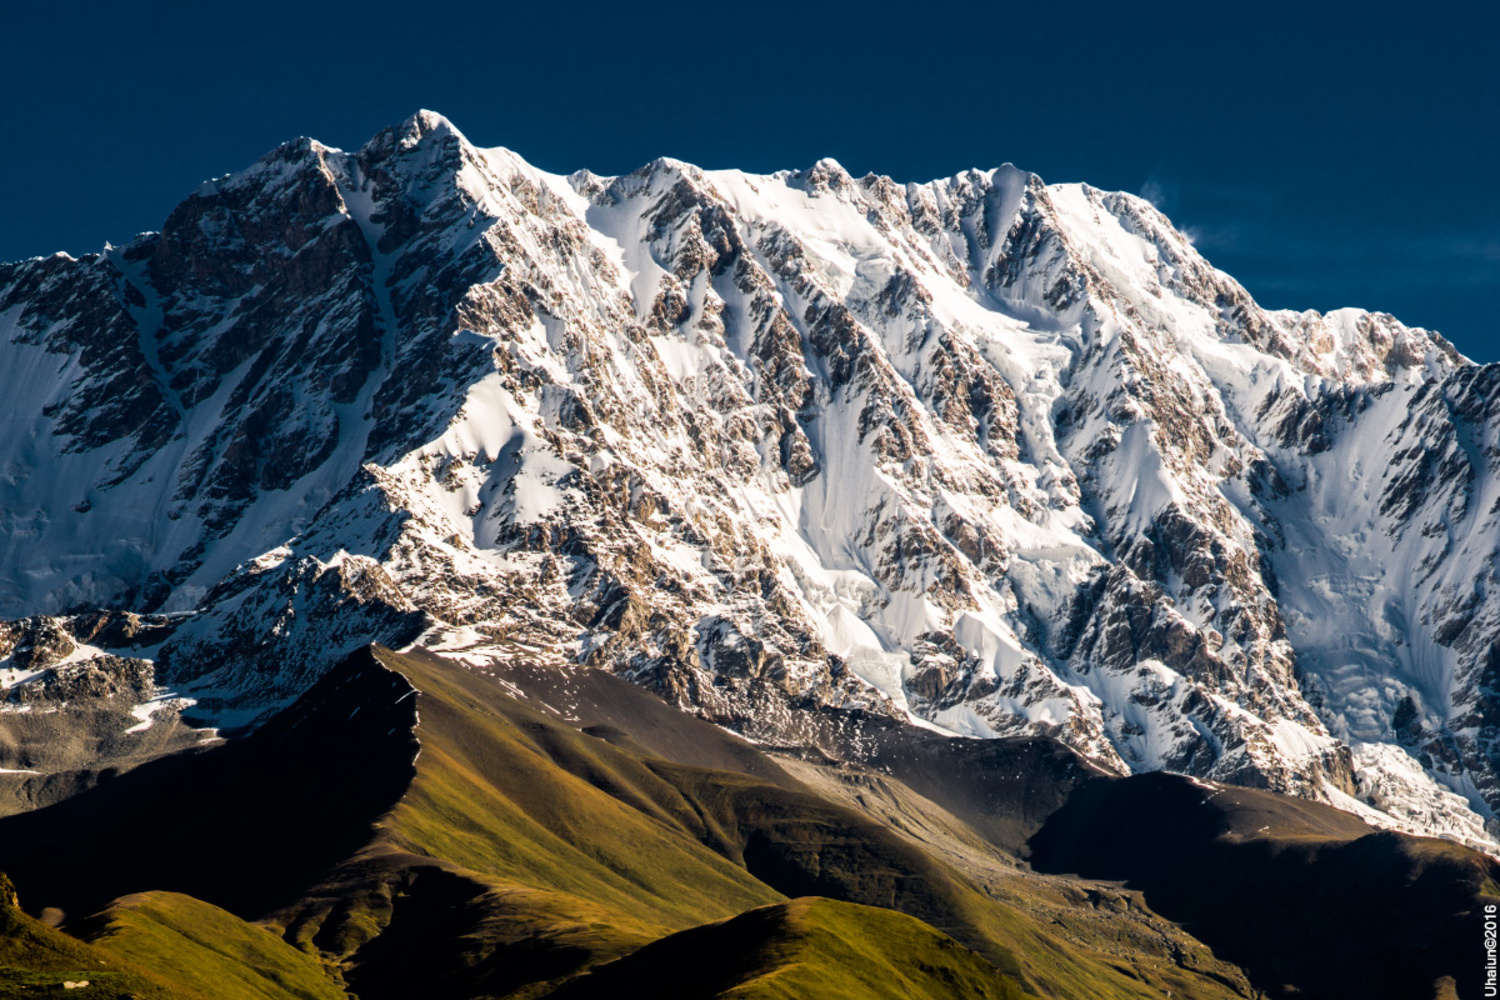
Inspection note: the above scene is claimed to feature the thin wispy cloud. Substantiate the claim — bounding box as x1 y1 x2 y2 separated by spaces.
1139 177 1170 208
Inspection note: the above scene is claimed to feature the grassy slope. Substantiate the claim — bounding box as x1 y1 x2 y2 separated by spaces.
384 657 781 928
544 897 1028 1000
0 644 1255 1000
0 874 357 1000
274 848 670 998
308 647 1245 1000
771 755 1251 998
265 648 791 1000
7 640 1486 999
0 874 189 1000
70 891 346 1000
648 759 1246 1000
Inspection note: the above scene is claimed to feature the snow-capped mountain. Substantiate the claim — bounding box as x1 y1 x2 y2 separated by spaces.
1 110 1494 849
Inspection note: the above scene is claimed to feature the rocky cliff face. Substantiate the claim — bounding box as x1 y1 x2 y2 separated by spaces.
0 111 1493 849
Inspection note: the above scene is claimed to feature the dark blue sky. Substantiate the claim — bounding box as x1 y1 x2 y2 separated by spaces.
4 1 1496 358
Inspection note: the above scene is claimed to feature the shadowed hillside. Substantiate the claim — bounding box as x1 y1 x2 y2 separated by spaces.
1028 772 1500 999
0 655 418 921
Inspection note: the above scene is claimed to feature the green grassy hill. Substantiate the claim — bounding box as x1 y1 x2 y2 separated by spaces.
2 644 1493 999
0 874 188 1000
266 646 1245 1000
71 891 346 1000
544 897 1027 1000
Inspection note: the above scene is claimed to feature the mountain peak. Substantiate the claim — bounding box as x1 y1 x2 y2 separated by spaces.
396 108 465 149
1 109 1497 859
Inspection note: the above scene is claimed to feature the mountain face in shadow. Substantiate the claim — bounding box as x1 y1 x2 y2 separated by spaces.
0 651 417 920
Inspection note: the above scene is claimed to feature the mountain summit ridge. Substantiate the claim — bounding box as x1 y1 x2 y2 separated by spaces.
0 110 1494 852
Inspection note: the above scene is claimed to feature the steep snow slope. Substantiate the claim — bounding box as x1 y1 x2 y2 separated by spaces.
0 111 1492 850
